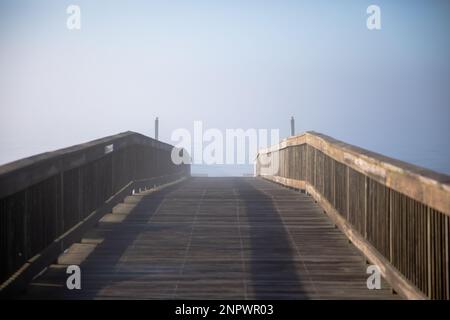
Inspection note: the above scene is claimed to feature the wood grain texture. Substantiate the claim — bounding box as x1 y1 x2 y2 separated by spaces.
0 130 189 288
257 133 450 300
20 177 397 300
258 131 450 215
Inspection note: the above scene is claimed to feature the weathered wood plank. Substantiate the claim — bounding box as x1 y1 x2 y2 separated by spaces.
20 177 398 300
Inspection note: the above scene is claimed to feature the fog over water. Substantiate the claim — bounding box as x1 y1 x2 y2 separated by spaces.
1 1 449 176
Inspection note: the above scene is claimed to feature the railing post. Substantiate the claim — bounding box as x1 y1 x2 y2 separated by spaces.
306 146 309 188
332 159 336 207
313 148 317 187
59 171 64 252
389 188 393 262
446 216 449 299
290 116 295 136
364 176 368 240
346 166 349 220
427 206 432 298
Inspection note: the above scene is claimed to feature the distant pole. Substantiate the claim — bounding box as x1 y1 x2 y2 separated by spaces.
290 116 295 136
155 117 159 140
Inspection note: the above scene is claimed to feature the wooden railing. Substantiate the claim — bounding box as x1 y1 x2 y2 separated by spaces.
0 131 190 295
256 131 450 300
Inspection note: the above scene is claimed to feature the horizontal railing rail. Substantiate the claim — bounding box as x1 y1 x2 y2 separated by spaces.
256 131 450 300
0 131 190 294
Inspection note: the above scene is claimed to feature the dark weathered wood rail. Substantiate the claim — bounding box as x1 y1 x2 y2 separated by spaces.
256 131 450 300
0 131 190 295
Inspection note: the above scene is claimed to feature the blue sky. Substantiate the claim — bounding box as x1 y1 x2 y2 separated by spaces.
0 0 449 174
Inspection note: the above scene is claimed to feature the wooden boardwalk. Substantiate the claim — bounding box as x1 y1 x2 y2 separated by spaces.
21 177 398 299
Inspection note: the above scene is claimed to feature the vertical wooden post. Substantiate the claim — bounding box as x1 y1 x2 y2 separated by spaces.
364 176 368 240
332 160 336 207
427 206 432 298
313 148 317 188
346 166 349 220
445 216 449 299
23 189 29 261
59 172 64 252
389 189 393 262
306 146 309 186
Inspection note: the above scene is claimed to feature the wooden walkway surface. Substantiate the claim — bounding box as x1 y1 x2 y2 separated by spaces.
21 177 398 299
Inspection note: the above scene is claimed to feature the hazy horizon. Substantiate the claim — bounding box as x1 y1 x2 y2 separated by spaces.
1 0 449 175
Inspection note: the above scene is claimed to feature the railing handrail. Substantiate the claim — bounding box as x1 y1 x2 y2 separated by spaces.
257 131 450 215
0 131 179 199
0 131 189 295
256 131 450 299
